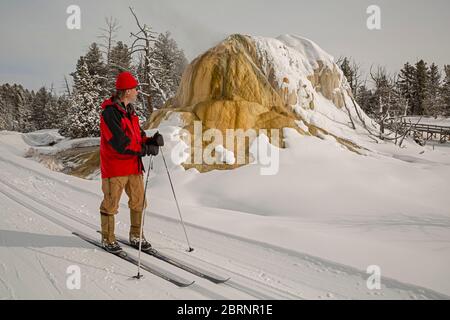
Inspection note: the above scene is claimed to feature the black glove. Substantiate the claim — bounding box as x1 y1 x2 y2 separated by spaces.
148 144 159 156
146 131 164 147
138 144 150 157
139 144 159 157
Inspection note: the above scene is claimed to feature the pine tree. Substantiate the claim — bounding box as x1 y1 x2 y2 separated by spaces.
19 85 35 132
60 58 102 138
424 63 442 116
147 31 188 109
337 57 361 98
107 41 132 90
109 41 131 74
0 83 34 132
32 87 53 130
134 56 149 120
413 60 429 115
0 84 13 130
30 85 63 130
356 85 376 115
397 62 415 115
339 57 354 95
55 95 69 128
173 46 188 88
441 65 450 116
85 43 106 77
84 42 109 99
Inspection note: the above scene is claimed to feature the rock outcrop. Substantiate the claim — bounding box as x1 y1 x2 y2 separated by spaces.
146 34 373 172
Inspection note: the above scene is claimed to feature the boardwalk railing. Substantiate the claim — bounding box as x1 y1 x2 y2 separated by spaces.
386 118 450 143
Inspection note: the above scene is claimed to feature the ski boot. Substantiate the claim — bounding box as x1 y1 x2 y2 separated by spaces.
129 235 153 252
102 239 122 254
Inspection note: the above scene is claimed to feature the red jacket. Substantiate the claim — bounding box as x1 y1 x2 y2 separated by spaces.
99 97 149 179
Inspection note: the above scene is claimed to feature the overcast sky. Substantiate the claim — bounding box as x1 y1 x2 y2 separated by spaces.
1 0 449 93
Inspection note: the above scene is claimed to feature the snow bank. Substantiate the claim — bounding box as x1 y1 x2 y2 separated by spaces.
25 137 100 156
22 129 65 147
214 145 236 165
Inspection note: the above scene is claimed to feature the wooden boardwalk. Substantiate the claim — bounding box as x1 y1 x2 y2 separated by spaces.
399 121 450 143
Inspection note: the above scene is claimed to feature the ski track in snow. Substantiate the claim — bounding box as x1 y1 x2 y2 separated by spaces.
0 158 337 300
0 154 448 299
0 173 258 299
0 155 295 299
0 254 16 300
35 254 63 296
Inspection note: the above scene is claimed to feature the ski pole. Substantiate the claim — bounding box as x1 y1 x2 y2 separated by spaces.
160 147 194 252
133 155 153 279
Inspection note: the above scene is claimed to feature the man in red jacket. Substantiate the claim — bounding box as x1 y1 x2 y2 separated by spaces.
99 71 164 253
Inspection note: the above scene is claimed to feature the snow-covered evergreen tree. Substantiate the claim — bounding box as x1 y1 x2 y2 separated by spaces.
84 43 109 99
397 62 415 115
0 83 34 132
32 87 54 130
107 41 132 93
337 57 361 98
56 94 69 128
339 58 353 92
139 31 188 111
356 85 376 116
413 60 429 115
441 65 450 116
109 41 132 76
424 63 442 116
60 58 102 138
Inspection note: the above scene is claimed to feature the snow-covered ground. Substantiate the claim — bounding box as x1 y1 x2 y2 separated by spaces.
23 131 99 157
0 123 449 299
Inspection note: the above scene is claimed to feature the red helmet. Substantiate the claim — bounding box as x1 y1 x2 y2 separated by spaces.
115 72 138 90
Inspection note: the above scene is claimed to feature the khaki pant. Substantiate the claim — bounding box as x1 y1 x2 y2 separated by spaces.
99 174 147 243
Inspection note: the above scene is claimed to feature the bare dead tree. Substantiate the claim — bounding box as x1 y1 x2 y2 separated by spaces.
346 88 380 143
98 16 120 64
63 75 71 97
335 55 344 67
369 65 394 139
341 91 356 129
128 6 158 115
350 59 362 98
